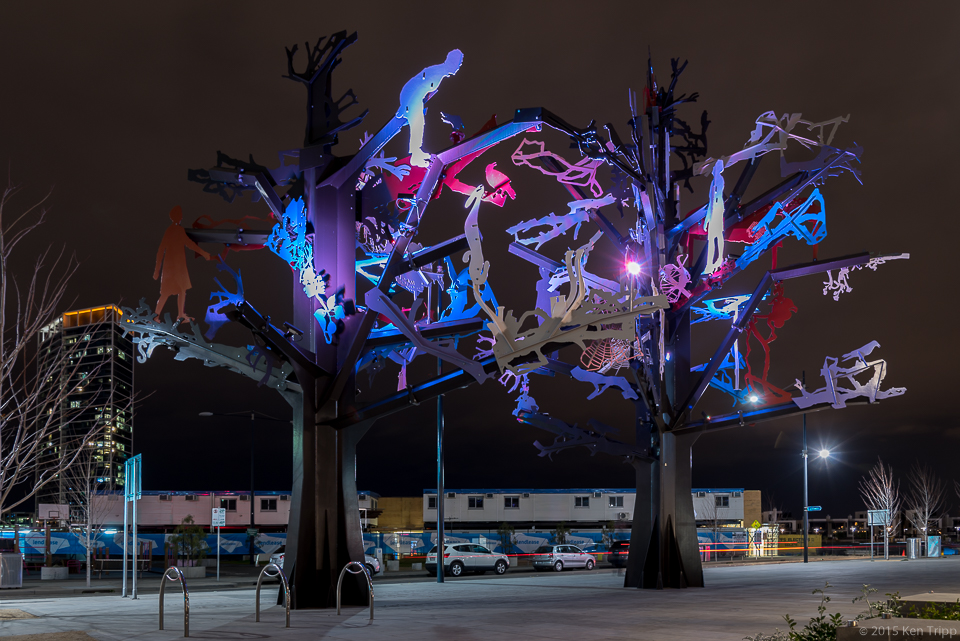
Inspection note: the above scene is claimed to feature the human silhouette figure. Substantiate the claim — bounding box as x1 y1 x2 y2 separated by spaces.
396 50 463 168
154 205 211 322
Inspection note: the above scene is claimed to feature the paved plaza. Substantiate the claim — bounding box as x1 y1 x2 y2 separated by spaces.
1 557 958 640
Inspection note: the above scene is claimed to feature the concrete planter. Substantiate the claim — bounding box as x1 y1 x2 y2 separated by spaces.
386 560 400 572
40 566 69 580
175 565 206 579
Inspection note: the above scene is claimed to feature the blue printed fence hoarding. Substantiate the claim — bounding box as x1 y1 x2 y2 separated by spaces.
4 529 638 558
6 532 288 557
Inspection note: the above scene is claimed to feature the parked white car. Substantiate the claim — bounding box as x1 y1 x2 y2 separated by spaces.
532 544 596 572
425 543 510 577
269 547 380 576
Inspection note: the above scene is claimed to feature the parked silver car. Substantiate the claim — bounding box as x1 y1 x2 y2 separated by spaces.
532 544 596 572
425 543 510 577
269 546 380 576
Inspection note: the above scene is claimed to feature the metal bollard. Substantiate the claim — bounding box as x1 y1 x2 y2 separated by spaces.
159 566 189 637
336 561 374 620
255 562 290 628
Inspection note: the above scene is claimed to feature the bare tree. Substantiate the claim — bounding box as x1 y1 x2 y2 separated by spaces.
904 462 946 541
764 493 782 526
694 495 725 560
0 182 107 514
63 446 113 587
859 457 901 559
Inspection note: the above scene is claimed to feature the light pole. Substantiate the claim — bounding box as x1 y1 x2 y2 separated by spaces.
200 410 289 565
802 388 830 564
428 279 445 585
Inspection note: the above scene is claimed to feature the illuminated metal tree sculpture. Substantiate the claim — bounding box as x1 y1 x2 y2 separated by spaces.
506 63 907 589
122 32 907 604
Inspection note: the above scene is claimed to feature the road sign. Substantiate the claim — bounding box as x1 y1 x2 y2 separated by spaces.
212 508 226 527
751 520 761 529
124 454 142 501
246 527 259 538
806 506 822 512
867 509 889 526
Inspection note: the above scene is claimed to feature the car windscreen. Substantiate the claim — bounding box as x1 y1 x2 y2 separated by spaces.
534 546 553 553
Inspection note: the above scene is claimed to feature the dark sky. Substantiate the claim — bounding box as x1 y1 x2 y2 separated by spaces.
2 2 956 518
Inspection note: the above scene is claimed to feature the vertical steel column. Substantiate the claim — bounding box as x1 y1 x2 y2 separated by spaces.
132 468 139 600
249 412 256 565
433 281 445 583
437 368 445 583
122 495 128 597
802 372 809 564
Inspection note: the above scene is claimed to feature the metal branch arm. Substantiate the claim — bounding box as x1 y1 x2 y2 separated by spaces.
673 398 870 436
159 566 189 637
671 252 871 427
255 563 290 628
336 561 374 620
233 300 329 380
323 118 542 407
330 356 500 429
203 170 286 219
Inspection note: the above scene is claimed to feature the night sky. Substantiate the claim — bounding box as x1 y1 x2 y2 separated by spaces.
2 3 956 519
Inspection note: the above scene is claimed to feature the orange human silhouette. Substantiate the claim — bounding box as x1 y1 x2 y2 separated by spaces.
153 205 211 322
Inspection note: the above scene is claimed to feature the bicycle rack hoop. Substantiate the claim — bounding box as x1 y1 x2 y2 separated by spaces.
255 562 291 628
159 566 189 637
336 561 374 620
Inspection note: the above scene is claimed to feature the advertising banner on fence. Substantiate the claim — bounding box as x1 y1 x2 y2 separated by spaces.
8 529 632 558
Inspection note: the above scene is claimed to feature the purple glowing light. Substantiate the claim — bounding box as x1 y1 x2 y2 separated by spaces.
626 260 642 275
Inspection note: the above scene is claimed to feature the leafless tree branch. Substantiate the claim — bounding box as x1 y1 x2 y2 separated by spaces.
62 445 115 586
904 461 946 536
0 179 108 515
859 457 901 558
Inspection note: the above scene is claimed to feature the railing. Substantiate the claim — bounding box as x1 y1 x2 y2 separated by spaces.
159 566 189 637
336 561 374 620
255 562 290 628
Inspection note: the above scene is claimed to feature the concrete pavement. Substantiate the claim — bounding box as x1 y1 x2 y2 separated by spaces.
1 556 958 640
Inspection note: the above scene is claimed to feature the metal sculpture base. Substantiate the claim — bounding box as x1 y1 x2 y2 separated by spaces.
625 432 704 589
282 390 372 609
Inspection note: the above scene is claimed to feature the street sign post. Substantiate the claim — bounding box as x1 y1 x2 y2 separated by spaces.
122 454 142 599
212 508 226 580
867 509 890 560
246 527 259 563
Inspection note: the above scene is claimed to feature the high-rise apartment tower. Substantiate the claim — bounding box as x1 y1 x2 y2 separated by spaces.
35 305 134 509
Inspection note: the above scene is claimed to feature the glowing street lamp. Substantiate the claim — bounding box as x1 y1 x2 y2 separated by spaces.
625 260 642 275
818 449 831 459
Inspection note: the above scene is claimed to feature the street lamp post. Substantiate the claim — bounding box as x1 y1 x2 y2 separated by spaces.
801 391 830 563
802 409 809 563
200 410 288 566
